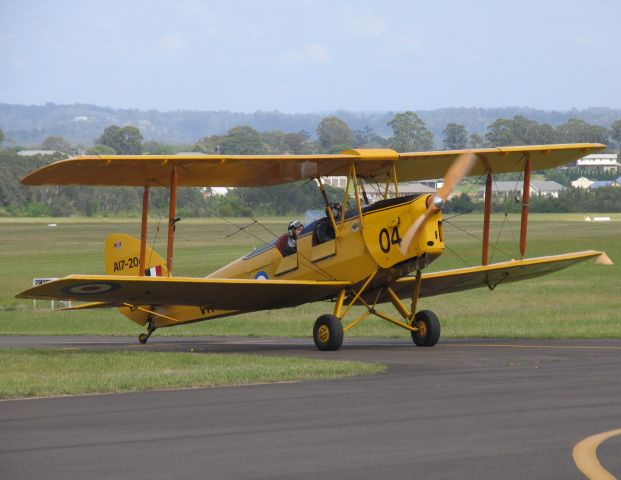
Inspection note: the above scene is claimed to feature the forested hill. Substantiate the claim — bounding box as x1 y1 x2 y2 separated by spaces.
2 103 620 147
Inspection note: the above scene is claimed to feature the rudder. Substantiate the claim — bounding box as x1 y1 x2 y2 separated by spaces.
104 233 168 277
104 233 168 327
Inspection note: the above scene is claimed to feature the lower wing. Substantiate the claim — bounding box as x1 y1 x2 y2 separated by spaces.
389 250 607 300
17 276 350 313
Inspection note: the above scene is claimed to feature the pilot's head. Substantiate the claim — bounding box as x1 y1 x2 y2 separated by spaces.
288 220 304 239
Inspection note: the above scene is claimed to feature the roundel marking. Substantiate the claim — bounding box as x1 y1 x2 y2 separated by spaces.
255 271 269 280
61 282 122 295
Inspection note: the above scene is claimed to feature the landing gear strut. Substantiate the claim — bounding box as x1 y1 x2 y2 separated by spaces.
310 269 443 351
138 317 157 344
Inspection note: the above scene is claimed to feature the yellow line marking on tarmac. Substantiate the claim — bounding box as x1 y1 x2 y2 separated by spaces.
444 344 621 351
573 428 621 479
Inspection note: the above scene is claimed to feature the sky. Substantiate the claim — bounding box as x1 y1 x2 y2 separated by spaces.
1 0 620 113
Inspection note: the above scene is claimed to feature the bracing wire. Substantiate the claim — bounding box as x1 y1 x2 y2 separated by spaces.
488 155 528 262
148 209 162 269
210 190 339 281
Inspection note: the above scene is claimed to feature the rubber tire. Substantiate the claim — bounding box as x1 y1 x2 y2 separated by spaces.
411 310 441 347
313 314 344 351
138 333 149 344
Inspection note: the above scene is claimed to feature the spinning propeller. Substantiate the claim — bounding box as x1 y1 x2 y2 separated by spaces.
399 152 478 255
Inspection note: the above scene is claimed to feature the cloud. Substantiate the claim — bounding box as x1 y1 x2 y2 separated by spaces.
573 35 592 46
399 33 422 53
138 33 186 64
159 34 186 52
342 6 386 36
275 43 330 66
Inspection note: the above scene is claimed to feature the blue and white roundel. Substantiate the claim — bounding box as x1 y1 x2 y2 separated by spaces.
255 271 269 280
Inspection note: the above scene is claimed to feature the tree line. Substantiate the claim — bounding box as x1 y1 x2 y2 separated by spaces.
1 112 620 217
3 103 621 147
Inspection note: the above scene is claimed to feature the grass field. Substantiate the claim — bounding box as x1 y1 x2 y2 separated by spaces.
1 213 619 340
0 349 384 399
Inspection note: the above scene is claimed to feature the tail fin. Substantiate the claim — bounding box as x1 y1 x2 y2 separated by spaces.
104 233 168 277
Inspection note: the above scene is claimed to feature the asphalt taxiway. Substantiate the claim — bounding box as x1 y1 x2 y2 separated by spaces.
1 336 620 479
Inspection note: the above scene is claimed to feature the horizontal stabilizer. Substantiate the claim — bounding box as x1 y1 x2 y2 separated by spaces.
59 301 120 310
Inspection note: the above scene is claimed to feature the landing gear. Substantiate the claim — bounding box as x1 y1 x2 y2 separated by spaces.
411 310 441 347
138 318 157 344
313 314 344 351
311 279 441 350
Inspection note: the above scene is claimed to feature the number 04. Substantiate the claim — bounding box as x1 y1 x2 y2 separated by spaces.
379 227 401 253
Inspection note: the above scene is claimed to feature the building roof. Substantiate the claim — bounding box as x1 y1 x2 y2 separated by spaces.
477 180 564 194
576 153 619 166
589 180 620 188
394 182 436 194
532 180 566 192
17 150 58 156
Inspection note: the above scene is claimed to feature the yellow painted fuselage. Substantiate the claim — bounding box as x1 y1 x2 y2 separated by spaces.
122 194 444 328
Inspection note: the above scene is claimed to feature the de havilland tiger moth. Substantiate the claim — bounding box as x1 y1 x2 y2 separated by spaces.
16 143 612 350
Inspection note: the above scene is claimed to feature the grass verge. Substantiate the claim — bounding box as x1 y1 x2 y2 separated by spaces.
1 214 619 339
0 349 385 399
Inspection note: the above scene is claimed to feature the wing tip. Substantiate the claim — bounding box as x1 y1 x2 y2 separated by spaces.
595 252 614 265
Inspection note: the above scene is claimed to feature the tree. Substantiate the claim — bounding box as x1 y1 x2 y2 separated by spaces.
0 129 4 148
485 116 563 146
353 125 388 148
469 133 484 148
444 192 474 214
442 123 468 150
141 141 178 154
544 168 570 187
556 118 609 144
193 134 223 154
96 125 143 154
40 136 72 153
316 116 354 150
219 126 266 154
387 111 433 152
260 130 312 154
610 119 621 155
283 131 312 153
86 144 117 155
485 118 515 146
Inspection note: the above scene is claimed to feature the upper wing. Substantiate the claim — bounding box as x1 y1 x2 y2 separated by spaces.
386 250 604 301
20 144 604 187
16 275 350 312
394 144 606 183
20 151 397 187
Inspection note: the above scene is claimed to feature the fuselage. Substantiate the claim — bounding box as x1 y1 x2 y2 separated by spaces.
211 194 443 283
127 194 445 328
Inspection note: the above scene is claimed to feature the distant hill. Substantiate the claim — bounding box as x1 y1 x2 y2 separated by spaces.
1 103 620 148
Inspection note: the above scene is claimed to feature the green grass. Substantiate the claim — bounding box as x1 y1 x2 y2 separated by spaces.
0 349 385 399
1 214 619 339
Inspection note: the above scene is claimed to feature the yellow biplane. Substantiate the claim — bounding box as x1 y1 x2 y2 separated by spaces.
17 143 610 350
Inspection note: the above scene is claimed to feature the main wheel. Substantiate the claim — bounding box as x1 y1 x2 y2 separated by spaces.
411 310 441 347
313 314 344 351
138 333 149 344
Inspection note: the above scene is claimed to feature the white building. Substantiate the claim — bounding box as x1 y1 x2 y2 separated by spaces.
477 181 565 199
322 176 348 188
322 177 437 203
17 150 58 156
575 153 619 172
571 177 594 189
